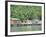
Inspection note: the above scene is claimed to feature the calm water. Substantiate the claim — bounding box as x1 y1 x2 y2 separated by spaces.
10 24 41 32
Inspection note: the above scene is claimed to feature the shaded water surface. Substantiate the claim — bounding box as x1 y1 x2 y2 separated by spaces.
10 24 41 32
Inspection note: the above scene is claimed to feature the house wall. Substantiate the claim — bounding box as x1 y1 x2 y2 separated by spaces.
10 19 32 25
10 19 17 25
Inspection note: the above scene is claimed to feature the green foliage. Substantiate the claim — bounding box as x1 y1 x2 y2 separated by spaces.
10 5 42 21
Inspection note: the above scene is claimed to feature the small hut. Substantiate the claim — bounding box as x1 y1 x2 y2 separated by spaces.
10 18 33 25
10 18 21 25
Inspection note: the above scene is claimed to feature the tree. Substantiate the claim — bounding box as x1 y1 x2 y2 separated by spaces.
10 5 42 22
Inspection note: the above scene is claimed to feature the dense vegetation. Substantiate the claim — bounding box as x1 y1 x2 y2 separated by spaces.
10 5 42 21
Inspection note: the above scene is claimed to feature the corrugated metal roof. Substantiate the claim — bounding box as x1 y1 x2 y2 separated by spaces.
10 18 20 20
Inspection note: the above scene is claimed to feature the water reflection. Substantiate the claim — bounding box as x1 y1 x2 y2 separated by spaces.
11 24 41 32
